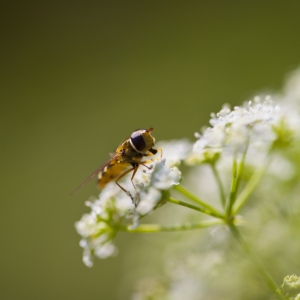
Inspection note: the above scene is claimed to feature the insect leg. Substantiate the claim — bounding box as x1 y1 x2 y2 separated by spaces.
130 165 141 206
140 147 163 171
130 165 139 188
115 167 136 203
139 160 153 169
157 147 162 158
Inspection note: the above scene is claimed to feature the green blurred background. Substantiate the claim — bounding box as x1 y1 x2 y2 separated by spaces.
1 1 300 299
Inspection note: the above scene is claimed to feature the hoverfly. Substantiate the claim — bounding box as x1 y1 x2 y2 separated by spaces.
71 127 159 204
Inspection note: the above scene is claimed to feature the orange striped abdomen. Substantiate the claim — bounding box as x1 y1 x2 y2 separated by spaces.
97 161 131 188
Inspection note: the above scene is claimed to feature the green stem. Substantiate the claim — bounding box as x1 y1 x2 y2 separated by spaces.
227 139 250 217
232 162 269 215
124 219 224 233
211 163 226 209
174 185 223 218
229 225 284 300
235 139 249 200
167 197 223 219
227 156 238 216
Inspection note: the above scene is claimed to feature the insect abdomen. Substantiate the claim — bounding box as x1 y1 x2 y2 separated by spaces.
98 162 130 188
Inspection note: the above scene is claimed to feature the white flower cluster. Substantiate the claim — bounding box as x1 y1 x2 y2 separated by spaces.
129 69 300 299
133 139 192 216
135 159 182 216
76 69 300 268
187 96 300 165
75 184 130 267
75 148 188 266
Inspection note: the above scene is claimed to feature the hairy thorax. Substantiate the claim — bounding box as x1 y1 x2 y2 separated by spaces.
118 140 143 164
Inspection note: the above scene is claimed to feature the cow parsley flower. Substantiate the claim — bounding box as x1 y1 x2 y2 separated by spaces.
187 96 300 166
75 184 131 266
128 69 300 300
76 146 185 265
135 159 181 216
156 139 192 167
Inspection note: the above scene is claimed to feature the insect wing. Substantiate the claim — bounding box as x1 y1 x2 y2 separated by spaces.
70 156 120 195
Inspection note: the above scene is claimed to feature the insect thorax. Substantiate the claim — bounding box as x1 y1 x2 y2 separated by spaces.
118 140 143 163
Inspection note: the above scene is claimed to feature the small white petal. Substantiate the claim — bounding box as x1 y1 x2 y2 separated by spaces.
150 160 181 190
156 139 193 167
94 243 117 259
136 187 162 215
82 249 94 267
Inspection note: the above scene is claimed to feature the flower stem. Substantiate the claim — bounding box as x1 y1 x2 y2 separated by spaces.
227 156 238 216
174 185 223 218
167 197 224 219
227 140 250 216
211 163 226 209
232 162 269 214
124 219 224 233
229 224 284 300
235 140 249 197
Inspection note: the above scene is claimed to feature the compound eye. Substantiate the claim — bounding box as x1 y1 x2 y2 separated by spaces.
130 130 146 152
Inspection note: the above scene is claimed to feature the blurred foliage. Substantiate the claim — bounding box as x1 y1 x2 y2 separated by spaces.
1 1 300 299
